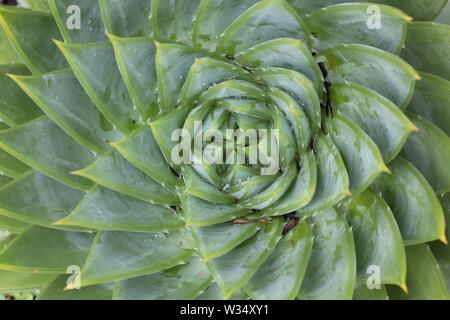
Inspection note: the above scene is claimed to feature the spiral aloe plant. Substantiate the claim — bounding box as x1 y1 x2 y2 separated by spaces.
0 0 449 300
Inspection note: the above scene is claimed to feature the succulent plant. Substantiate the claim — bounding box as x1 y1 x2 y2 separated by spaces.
0 0 449 300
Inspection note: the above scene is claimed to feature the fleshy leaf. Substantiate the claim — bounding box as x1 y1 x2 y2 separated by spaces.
192 222 262 261
79 229 194 287
56 186 184 232
0 117 95 191
112 126 181 188
306 3 410 53
236 38 323 93
299 134 350 213
109 35 158 120
99 0 152 37
263 151 317 216
74 150 178 205
0 270 56 293
408 72 450 136
206 219 283 299
152 0 200 44
115 255 211 300
402 22 450 81
217 0 311 55
38 276 114 300
156 42 207 111
0 64 42 127
372 157 446 245
48 0 106 43
387 245 449 300
0 226 94 273
183 166 235 205
11 69 120 154
245 221 314 300
348 190 406 287
56 41 139 133
401 113 450 195
331 82 416 162
0 149 30 179
319 44 419 109
0 171 85 229
181 193 250 227
353 284 388 300
326 114 388 195
0 215 28 234
298 208 356 300
0 6 66 74
193 0 259 50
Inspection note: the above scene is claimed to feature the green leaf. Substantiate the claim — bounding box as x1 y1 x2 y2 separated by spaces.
0 171 85 230
287 0 448 21
263 151 317 216
387 245 449 300
299 134 350 213
150 101 196 169
0 6 66 74
115 255 211 300
179 57 250 102
112 125 181 188
380 0 448 21
183 166 235 204
0 215 28 234
348 190 406 287
193 0 259 50
217 0 310 55
18 0 50 12
38 275 114 300
402 22 450 81
236 38 323 93
0 64 43 127
298 208 356 300
206 219 283 299
0 270 56 293
181 193 250 227
372 157 446 245
353 284 388 300
79 229 194 287
73 150 178 206
109 35 158 120
0 117 95 191
319 44 419 109
431 193 450 262
245 221 314 300
99 0 152 37
401 113 450 195
196 282 248 300
326 114 388 195
11 69 121 154
0 23 22 64
226 175 279 201
0 226 94 273
0 149 30 179
48 0 107 43
240 162 297 210
56 186 184 233
192 222 262 261
56 41 140 133
152 0 200 44
408 72 450 136
156 42 207 111
306 3 409 54
256 68 321 136
331 82 416 162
